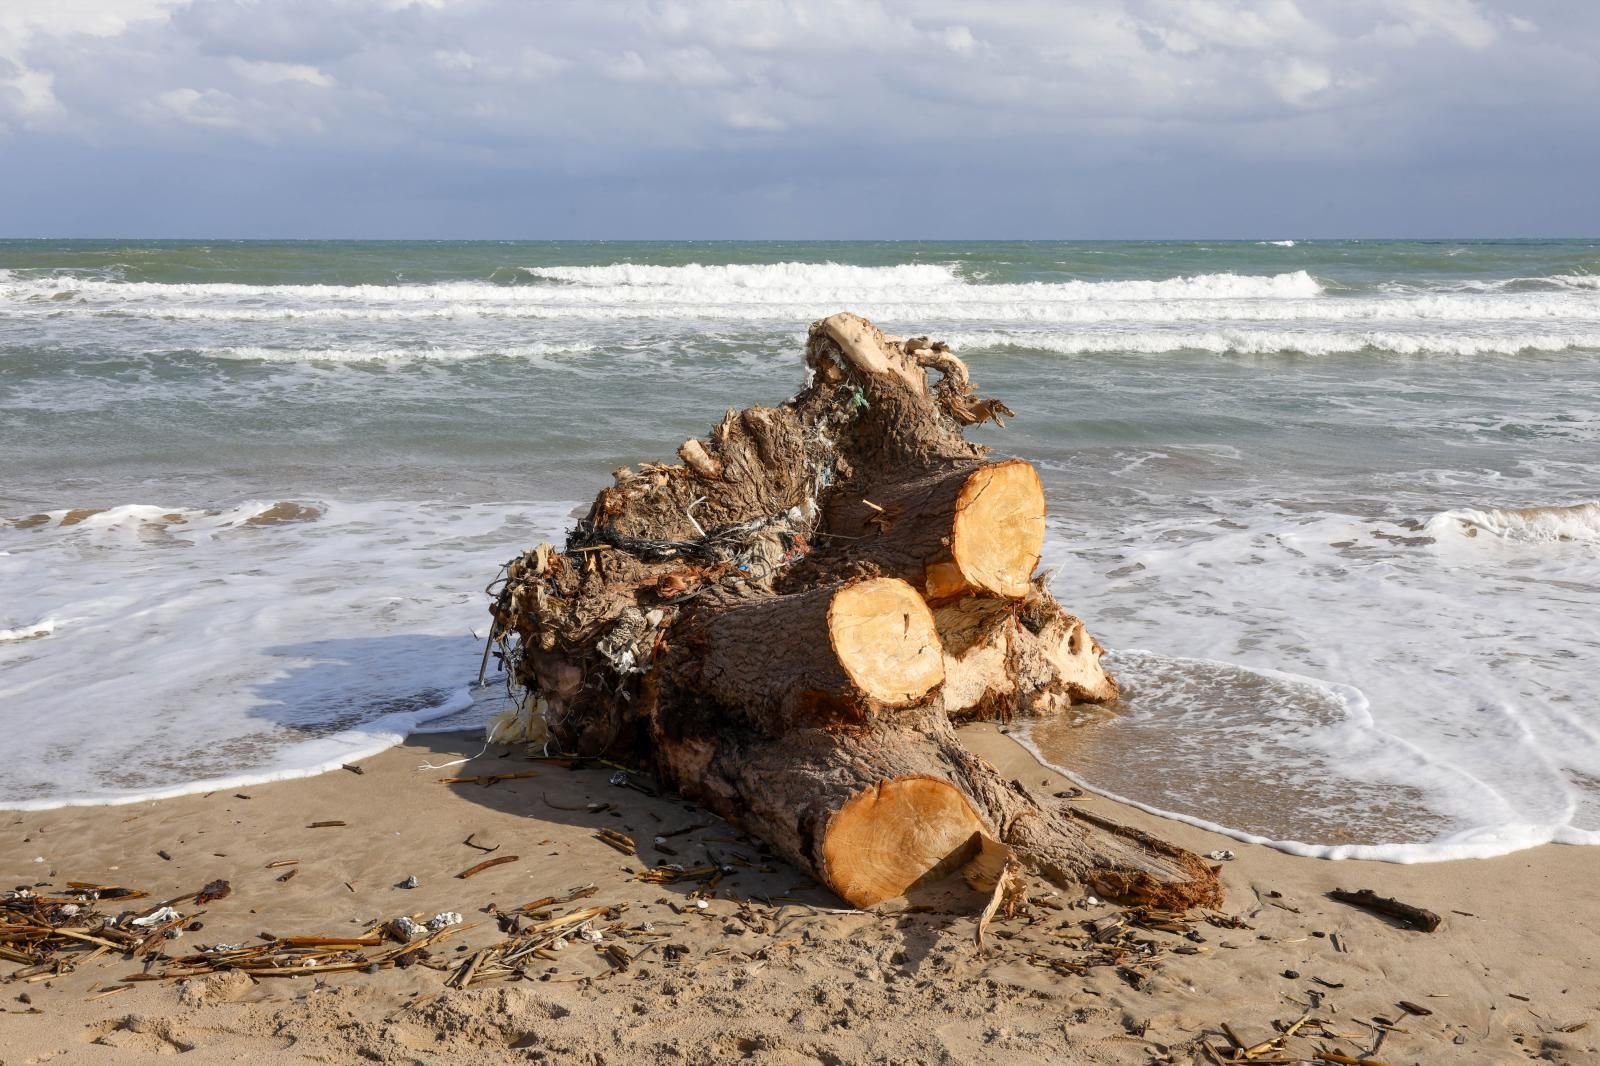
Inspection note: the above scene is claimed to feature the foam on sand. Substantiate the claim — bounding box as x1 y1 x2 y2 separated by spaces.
1023 496 1600 862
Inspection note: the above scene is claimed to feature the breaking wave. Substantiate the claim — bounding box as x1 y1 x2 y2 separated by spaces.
195 342 596 363
518 261 963 289
953 328 1600 357
1426 502 1600 544
1 266 1324 305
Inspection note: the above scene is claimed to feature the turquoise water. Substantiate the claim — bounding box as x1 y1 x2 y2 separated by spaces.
2 239 1598 860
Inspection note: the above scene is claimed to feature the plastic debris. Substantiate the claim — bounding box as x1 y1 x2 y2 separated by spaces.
427 911 463 932
399 874 419 889
1207 849 1237 861
130 906 181 928
390 915 424 941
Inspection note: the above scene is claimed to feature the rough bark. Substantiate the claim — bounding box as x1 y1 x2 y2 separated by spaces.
650 703 1219 910
670 577 945 732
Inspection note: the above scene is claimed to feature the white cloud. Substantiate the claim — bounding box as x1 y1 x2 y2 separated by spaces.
155 86 241 128
0 63 58 117
939 26 978 54
725 107 785 132
1371 0 1500 49
230 59 335 88
432 48 477 71
1270 57 1332 105
0 0 182 49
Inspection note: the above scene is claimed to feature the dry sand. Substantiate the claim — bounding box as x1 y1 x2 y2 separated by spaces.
2 726 1596 1065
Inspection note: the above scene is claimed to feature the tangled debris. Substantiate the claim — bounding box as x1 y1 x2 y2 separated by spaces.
3 864 1519 1065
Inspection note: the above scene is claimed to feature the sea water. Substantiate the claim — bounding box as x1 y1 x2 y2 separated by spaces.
2 239 1597 861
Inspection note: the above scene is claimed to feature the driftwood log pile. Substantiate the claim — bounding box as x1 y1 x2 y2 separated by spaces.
488 313 1221 911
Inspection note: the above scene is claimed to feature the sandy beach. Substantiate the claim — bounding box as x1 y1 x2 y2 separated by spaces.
3 726 1594 1066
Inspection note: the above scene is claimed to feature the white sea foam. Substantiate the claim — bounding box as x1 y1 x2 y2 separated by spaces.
521 261 964 288
1426 501 1600 544
0 619 56 643
1022 495 1600 862
1260 239 1297 247
1 266 1324 307
13 273 1600 355
1016 653 1570 862
198 341 596 363
949 327 1600 356
0 498 573 809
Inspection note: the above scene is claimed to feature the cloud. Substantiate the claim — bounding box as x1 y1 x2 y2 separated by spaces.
0 1 1596 235
154 86 242 128
229 59 336 88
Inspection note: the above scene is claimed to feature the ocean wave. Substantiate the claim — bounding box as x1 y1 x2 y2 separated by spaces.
13 284 1600 336
195 342 596 363
0 619 56 643
951 328 1600 356
518 261 965 288
0 497 578 809
4 501 328 536
0 267 1324 306
1426 502 1600 544
1385 273 1600 295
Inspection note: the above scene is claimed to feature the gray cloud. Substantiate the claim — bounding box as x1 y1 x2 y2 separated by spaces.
1 0 1596 237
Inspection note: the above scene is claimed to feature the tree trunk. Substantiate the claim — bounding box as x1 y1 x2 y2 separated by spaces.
672 577 945 730
933 588 1119 723
650 704 1218 910
817 458 1046 601
488 312 1222 912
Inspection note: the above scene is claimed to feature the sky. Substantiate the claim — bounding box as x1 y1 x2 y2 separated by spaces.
1 0 1597 239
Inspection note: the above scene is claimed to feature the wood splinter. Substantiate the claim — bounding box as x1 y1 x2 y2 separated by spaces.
457 855 520 879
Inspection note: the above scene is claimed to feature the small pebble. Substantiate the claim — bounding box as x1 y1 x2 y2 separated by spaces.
398 875 419 889
1283 969 1300 979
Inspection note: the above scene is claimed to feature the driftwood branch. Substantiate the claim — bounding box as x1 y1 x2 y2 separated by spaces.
1328 888 1441 932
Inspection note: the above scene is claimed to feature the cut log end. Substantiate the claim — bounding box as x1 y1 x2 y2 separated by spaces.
926 459 1046 600
828 578 944 707
822 775 987 907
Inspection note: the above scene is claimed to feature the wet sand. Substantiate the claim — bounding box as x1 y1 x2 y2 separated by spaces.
2 726 1595 1065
